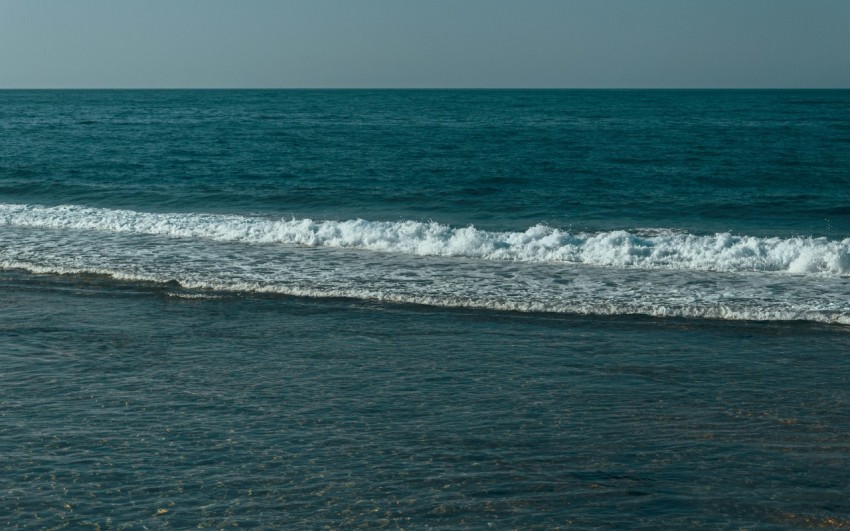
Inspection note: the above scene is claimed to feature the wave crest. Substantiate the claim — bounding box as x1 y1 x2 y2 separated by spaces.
2 203 848 276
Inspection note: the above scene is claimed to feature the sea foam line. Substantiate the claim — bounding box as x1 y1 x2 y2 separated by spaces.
3 259 849 325
1 203 849 276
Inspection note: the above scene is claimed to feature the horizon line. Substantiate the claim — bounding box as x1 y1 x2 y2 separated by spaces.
1 87 848 91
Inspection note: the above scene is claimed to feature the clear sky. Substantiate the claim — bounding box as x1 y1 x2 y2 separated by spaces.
1 0 849 88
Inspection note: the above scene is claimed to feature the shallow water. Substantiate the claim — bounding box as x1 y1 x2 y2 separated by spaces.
2 272 849 528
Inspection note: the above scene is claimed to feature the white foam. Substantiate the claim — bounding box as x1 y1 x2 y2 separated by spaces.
2 203 848 276
3 259 849 325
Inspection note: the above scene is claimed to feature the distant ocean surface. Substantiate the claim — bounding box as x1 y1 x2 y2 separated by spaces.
2 90 849 528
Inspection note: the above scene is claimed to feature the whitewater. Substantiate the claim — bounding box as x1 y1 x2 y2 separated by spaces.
2 202 849 325
2 203 849 276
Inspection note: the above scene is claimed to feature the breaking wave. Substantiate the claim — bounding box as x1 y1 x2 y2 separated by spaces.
2 203 848 276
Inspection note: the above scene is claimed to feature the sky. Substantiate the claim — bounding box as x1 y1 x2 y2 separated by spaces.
1 0 849 89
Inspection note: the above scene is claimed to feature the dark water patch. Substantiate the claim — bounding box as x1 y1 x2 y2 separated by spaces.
787 99 844 105
818 205 850 216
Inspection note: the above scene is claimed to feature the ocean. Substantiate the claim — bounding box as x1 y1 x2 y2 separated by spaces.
1 89 849 528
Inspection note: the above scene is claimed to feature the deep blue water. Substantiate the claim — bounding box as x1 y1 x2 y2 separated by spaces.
1 90 849 528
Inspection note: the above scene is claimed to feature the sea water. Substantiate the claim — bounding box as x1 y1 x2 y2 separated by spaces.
1 90 849 528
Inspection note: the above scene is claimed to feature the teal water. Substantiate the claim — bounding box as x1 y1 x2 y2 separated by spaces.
3 90 849 236
1 90 849 528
